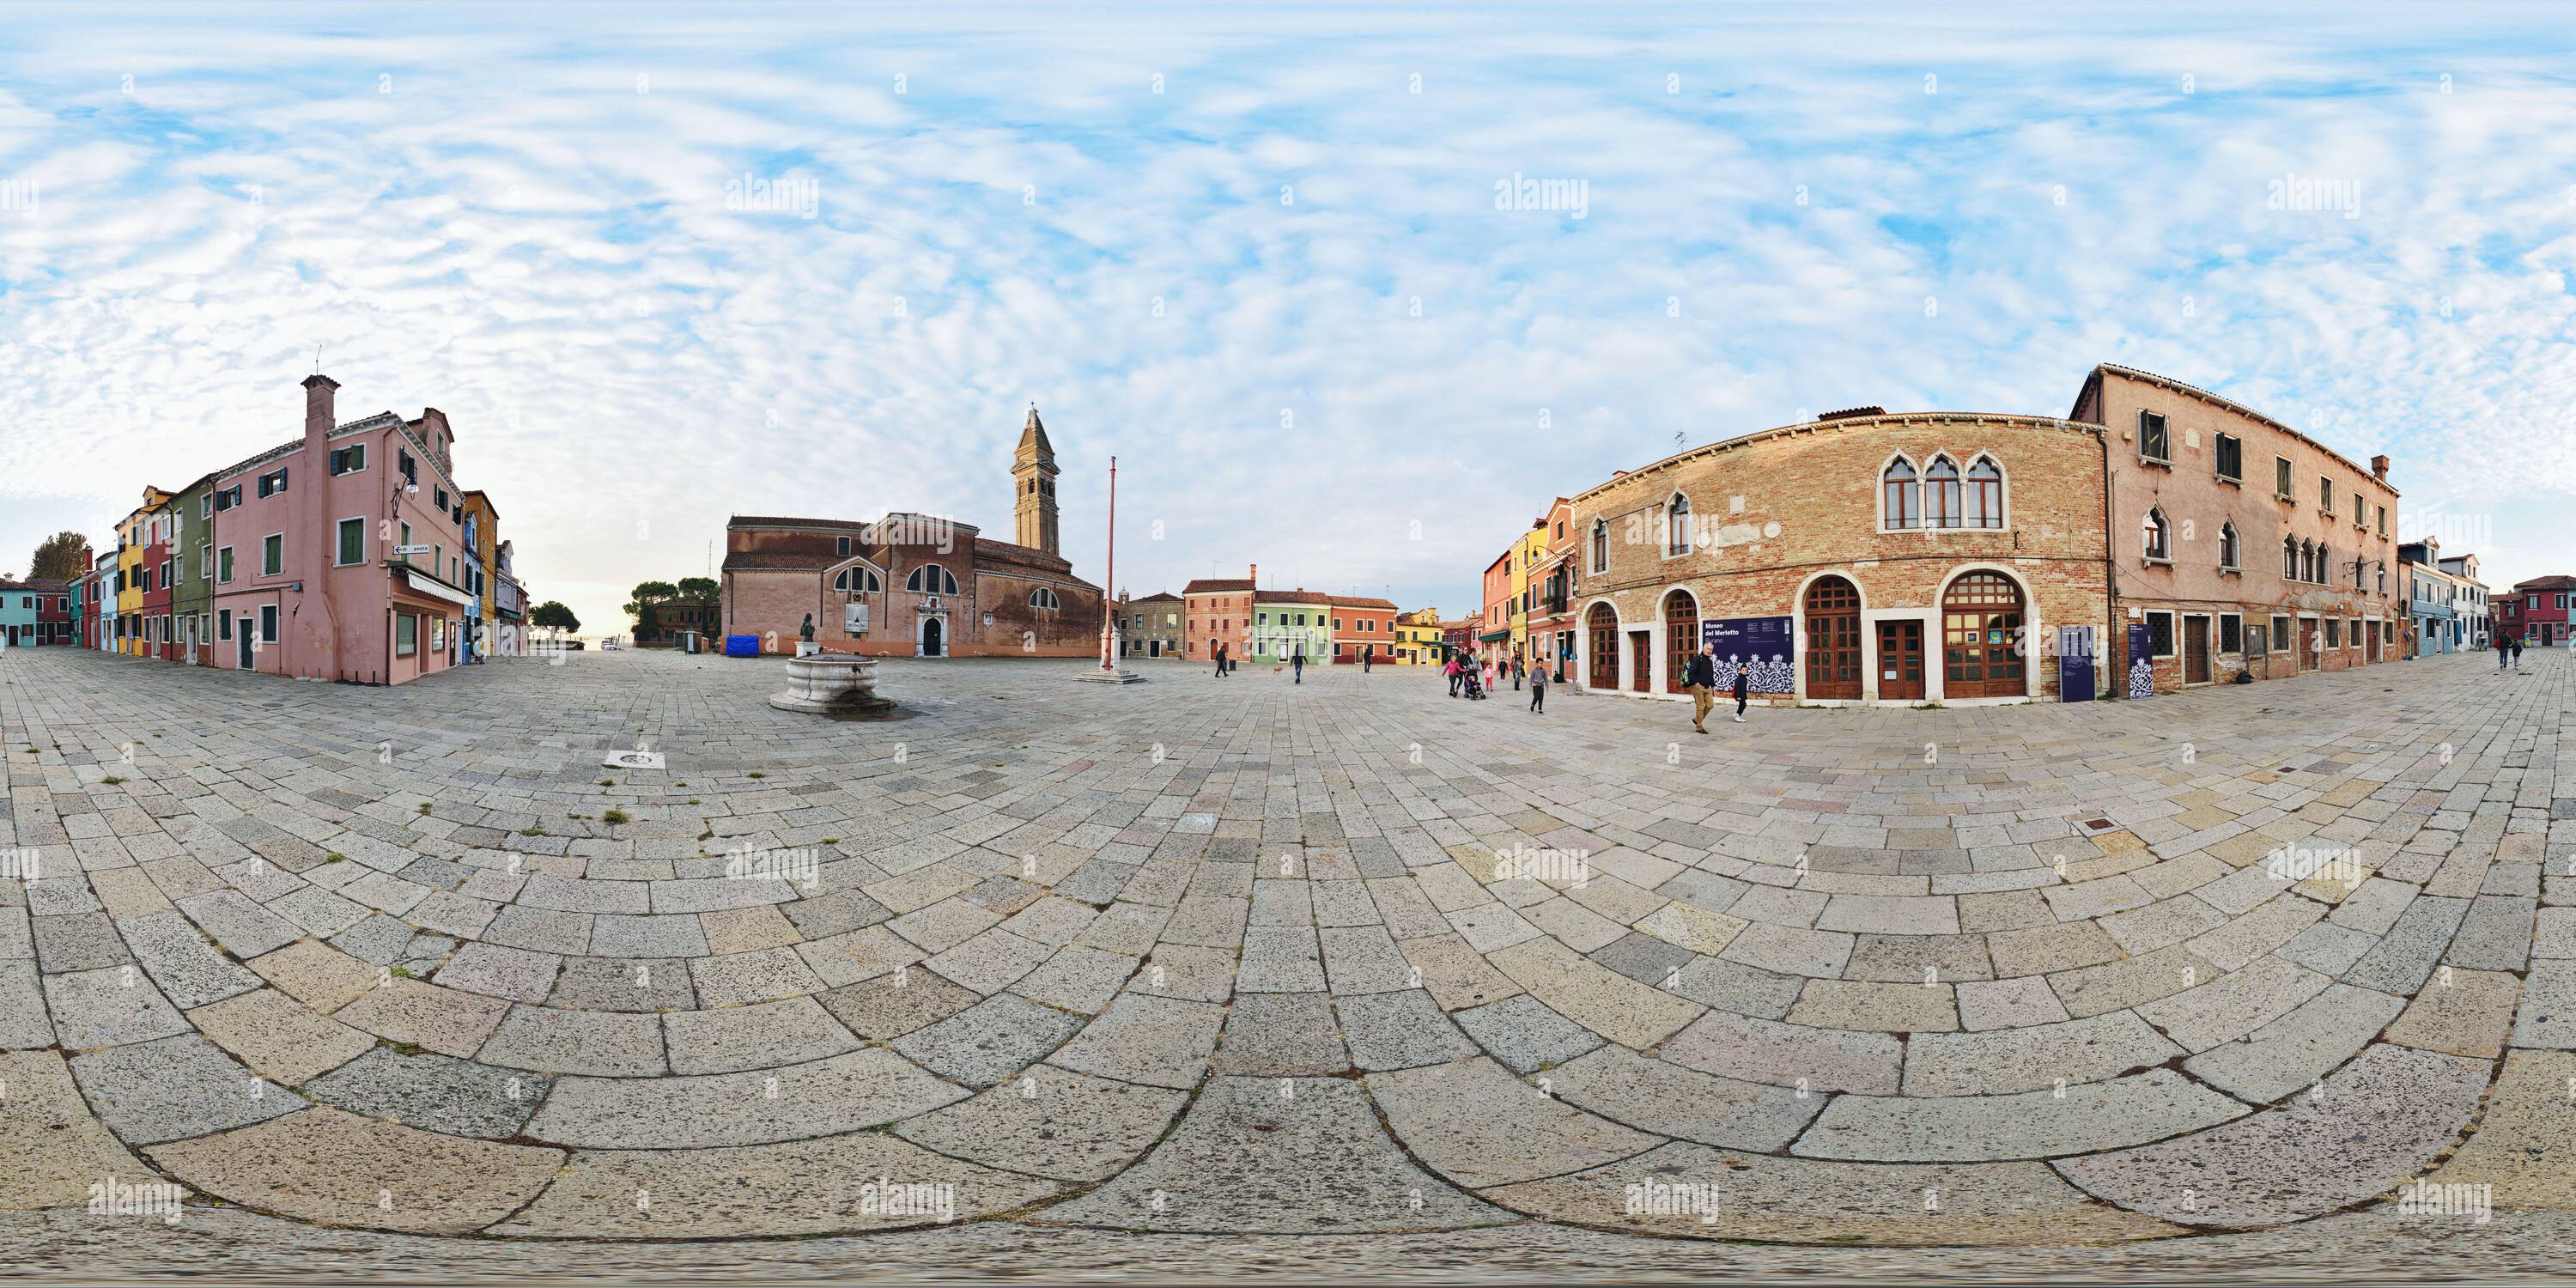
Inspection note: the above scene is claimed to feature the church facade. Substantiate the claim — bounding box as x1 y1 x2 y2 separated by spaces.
720 408 1103 658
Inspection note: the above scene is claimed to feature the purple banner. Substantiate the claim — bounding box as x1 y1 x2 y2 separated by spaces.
1700 615 1795 693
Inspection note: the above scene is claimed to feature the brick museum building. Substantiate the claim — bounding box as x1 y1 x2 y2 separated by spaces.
720 409 1103 657
1560 365 2401 706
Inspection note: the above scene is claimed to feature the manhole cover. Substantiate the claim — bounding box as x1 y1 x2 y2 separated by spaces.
603 750 665 770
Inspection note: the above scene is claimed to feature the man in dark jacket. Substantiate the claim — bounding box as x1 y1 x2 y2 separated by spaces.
1214 643 1227 677
1685 645 1716 733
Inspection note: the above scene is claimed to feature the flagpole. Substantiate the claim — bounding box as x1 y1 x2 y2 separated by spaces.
1102 455 1116 670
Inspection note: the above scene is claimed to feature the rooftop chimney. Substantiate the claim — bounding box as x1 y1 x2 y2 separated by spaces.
2371 454 2389 481
1249 562 1257 586
302 374 339 434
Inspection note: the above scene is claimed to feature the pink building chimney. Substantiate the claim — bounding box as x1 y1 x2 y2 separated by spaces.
301 374 343 677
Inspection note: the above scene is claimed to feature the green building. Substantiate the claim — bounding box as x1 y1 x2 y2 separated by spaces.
170 472 216 663
1250 590 1334 664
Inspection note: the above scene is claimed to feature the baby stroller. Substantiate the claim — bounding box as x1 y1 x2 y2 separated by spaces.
1461 667 1489 700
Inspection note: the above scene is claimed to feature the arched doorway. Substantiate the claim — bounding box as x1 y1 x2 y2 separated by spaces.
1587 604 1617 689
1941 571 2025 698
921 616 945 658
1662 590 1698 694
1805 576 1862 700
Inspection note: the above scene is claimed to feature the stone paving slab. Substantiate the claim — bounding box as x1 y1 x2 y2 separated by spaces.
494 1133 1066 1236
0 1049 159 1211
1484 1140 2186 1244
147 1108 562 1234
893 1061 1188 1182
68 1035 301 1144
1367 1056 1662 1188
2182 981 2406 1103
1541 1045 1823 1151
185 987 376 1086
521 1048 968 1148
2053 1043 2488 1227
1046 1076 1511 1232
1794 1069 2248 1163
305 1046 550 1139
2420 1049 2576 1212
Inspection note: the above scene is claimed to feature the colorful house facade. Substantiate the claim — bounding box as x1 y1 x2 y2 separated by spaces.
1117 591 1184 659
2501 575 2576 646
1327 596 1398 663
493 540 527 657
1251 590 1334 663
100 373 497 685
114 487 172 656
0 582 40 647
1184 567 1255 663
1394 607 1444 665
172 475 216 665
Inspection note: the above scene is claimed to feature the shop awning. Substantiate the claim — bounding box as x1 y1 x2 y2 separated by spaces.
399 568 473 608
1477 629 1511 642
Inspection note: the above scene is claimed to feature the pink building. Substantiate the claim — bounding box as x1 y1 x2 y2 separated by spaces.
201 374 477 684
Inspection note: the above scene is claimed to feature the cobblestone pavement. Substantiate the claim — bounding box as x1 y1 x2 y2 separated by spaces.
1 644 2568 1279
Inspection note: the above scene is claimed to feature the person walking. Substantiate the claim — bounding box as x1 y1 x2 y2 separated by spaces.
2513 635 2525 671
1214 642 1228 677
2501 634 2513 671
1481 656 1496 694
1292 647 1305 684
1730 659 1751 723
1363 649 1372 674
1529 661 1548 713
1446 654 1461 696
1686 644 1716 733
1512 654 1524 690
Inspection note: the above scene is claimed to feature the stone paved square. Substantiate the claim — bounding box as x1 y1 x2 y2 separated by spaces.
3 643 2571 1278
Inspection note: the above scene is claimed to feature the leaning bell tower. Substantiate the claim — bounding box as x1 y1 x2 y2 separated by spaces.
1014 404 1060 556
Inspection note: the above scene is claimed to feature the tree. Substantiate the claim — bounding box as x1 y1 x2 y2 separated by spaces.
675 576 717 599
531 601 580 638
28 532 89 580
624 580 677 633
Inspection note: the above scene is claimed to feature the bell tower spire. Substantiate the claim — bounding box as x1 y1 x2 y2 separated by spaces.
1013 403 1060 556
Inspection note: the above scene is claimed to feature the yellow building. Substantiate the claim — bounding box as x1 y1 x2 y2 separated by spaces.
1509 518 1548 666
1394 606 1443 665
115 486 172 655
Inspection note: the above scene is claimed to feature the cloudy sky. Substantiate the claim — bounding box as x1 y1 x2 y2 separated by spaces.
2 3 2570 635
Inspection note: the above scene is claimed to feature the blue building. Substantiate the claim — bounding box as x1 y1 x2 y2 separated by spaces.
2400 539 2459 657
0 582 38 647
459 507 486 663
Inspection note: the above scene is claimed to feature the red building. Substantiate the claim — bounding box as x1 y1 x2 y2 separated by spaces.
32 578 71 644
142 509 176 660
1328 595 1399 662
1184 565 1255 662
1442 619 1476 659
2500 575 2576 646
